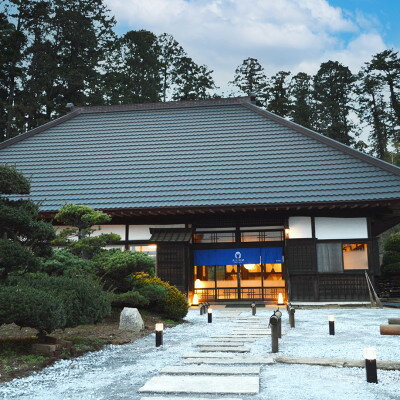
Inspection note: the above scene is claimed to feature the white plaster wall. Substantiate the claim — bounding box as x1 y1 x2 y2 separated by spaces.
288 217 312 238
128 224 185 240
91 225 126 240
315 217 368 239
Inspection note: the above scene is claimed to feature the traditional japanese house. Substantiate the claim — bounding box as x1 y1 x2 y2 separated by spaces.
2 96 400 303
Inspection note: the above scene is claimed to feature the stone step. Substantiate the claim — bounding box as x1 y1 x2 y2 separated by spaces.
199 347 250 353
160 365 260 375
183 352 235 358
138 375 259 394
210 336 256 341
183 356 274 365
141 397 242 400
196 342 246 347
231 330 270 335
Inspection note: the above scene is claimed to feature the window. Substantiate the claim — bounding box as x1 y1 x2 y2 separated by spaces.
317 242 369 272
241 231 283 242
343 243 368 270
193 232 235 243
132 244 157 260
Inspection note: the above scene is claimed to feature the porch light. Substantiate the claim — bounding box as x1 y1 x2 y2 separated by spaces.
192 294 199 306
194 278 202 289
244 264 256 270
277 293 284 305
284 228 290 239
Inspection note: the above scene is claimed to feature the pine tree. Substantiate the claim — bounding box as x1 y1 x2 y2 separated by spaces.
289 72 314 129
172 56 215 100
266 71 291 117
369 49 400 126
158 33 185 102
230 57 267 96
313 61 355 145
108 30 162 104
357 67 394 159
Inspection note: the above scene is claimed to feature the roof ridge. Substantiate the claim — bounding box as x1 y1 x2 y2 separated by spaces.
242 102 400 178
77 96 251 114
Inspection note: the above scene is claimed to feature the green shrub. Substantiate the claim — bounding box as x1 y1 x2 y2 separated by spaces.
382 233 400 276
94 250 155 292
12 274 111 328
381 262 400 275
131 273 188 321
0 285 66 338
112 290 149 308
382 250 400 266
138 284 168 308
39 249 96 278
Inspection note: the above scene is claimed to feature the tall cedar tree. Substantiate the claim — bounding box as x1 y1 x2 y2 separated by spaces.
266 71 291 117
107 30 162 104
357 67 394 160
158 33 185 102
0 4 26 141
369 50 400 126
231 58 267 97
172 56 215 100
0 165 55 280
313 61 355 145
290 72 314 129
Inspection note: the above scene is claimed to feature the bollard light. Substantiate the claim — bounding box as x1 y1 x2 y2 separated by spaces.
155 323 164 347
269 314 279 353
208 307 213 323
192 294 199 306
251 302 256 316
275 310 282 338
364 347 378 384
277 293 284 306
328 315 335 335
289 307 295 328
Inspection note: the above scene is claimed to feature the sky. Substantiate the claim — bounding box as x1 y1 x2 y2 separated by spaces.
105 0 399 93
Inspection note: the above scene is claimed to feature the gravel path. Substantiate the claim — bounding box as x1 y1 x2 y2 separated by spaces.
0 307 398 400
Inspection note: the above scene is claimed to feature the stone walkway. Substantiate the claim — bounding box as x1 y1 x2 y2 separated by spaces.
137 308 277 399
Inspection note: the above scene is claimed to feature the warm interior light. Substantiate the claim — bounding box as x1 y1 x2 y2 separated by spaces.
364 347 377 360
155 323 164 332
194 278 202 289
277 293 284 305
284 228 290 239
243 264 256 270
328 315 335 322
208 308 212 314
192 294 199 306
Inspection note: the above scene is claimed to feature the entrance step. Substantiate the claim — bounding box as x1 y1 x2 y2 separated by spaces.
160 365 260 375
138 375 259 394
198 346 250 353
183 356 274 365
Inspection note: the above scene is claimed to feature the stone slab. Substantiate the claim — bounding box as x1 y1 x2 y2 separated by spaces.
161 365 260 375
197 342 246 346
184 356 274 365
183 352 235 358
232 330 270 335
275 356 400 371
199 347 250 353
138 375 259 394
141 397 242 400
210 336 255 341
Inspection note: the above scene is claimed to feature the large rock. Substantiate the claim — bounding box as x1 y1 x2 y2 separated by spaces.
119 307 144 332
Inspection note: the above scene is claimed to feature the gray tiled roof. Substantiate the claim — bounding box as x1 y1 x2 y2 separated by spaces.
1 97 400 211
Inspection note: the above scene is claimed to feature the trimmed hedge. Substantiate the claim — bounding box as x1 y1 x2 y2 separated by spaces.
112 290 149 308
382 233 400 275
131 273 188 321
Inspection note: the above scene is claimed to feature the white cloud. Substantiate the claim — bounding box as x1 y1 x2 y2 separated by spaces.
105 0 389 92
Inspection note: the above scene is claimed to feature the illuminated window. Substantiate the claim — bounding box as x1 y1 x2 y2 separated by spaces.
343 243 368 270
132 244 157 259
241 231 283 242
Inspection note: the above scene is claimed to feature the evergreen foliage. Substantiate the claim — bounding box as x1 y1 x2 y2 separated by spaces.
382 233 400 275
290 72 314 129
266 71 291 117
231 57 267 96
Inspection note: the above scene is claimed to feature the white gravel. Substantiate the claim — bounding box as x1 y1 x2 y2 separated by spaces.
0 307 398 400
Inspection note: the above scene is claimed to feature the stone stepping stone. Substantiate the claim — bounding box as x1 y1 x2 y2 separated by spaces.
184 356 274 365
199 347 250 353
183 352 235 358
232 330 270 335
210 336 255 341
138 375 259 394
141 397 242 400
196 342 246 347
160 365 260 375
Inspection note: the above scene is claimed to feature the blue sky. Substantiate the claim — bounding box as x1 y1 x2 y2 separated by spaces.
105 0 398 93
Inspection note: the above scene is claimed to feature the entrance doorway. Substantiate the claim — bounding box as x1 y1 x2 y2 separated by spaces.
193 263 285 302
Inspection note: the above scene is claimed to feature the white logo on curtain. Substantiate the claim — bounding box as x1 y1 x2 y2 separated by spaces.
233 251 244 263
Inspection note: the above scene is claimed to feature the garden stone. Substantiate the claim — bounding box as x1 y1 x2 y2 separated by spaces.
119 307 144 332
